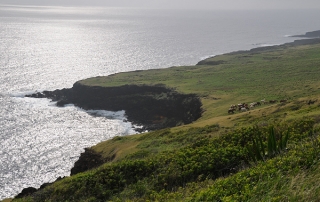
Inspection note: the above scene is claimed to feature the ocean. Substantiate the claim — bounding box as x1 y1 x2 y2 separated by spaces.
0 5 319 199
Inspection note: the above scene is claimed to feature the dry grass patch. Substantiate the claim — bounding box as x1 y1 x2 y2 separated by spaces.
92 135 142 162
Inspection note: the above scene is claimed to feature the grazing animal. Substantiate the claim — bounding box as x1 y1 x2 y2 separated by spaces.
261 98 266 104
237 103 248 110
250 102 258 108
280 99 287 103
228 108 235 114
230 105 237 110
307 99 317 105
256 102 261 106
269 100 277 104
240 107 248 112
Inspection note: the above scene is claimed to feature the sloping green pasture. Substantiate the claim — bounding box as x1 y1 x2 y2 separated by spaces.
10 42 320 202
79 42 320 121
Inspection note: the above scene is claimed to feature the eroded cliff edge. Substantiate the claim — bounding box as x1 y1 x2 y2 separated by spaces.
27 82 203 132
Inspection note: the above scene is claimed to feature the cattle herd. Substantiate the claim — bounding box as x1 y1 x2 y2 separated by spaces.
227 98 287 114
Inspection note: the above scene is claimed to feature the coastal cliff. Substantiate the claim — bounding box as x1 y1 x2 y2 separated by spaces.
27 82 203 131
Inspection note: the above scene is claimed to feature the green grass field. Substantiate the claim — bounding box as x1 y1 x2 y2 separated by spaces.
8 40 320 202
80 41 320 126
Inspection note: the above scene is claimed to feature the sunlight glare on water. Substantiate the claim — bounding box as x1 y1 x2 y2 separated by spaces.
1 5 320 199
0 96 137 197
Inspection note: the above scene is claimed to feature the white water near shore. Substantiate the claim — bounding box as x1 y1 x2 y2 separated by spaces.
1 5 320 199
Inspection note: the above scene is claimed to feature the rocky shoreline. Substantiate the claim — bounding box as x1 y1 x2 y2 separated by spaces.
14 148 110 199
16 83 203 199
26 82 203 132
14 34 320 200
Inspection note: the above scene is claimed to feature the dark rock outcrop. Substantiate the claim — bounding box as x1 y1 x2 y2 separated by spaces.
71 148 109 175
14 177 65 199
197 60 224 66
15 187 37 199
14 149 112 198
26 83 203 131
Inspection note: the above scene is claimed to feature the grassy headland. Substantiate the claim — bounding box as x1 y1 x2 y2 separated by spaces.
10 38 320 201
80 39 320 128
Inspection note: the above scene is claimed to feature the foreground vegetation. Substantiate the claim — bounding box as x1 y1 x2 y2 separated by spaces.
12 118 320 201
8 39 320 201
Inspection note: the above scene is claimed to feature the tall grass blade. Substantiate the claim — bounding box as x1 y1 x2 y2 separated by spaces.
267 127 273 157
268 126 277 157
253 137 263 161
246 145 256 162
249 126 290 162
256 128 265 160
283 129 289 149
278 132 283 151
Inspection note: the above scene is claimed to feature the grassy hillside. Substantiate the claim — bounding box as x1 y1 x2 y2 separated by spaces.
80 40 320 125
9 39 320 202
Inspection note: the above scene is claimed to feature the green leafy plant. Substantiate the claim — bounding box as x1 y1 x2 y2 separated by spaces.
247 126 289 162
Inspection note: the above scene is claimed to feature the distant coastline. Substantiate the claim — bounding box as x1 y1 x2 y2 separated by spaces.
290 30 320 38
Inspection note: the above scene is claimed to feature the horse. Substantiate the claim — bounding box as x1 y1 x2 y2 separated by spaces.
230 105 237 110
249 102 258 108
280 99 287 103
240 107 248 112
307 99 317 105
228 108 235 114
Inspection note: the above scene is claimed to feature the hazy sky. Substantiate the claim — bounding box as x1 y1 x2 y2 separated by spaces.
1 0 320 10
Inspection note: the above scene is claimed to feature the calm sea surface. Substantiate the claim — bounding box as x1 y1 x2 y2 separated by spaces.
0 5 319 199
